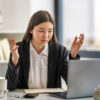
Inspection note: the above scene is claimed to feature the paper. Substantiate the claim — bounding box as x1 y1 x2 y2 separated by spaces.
0 38 10 60
0 46 3 60
24 88 67 94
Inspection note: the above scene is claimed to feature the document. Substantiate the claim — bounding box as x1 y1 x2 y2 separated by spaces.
0 46 3 60
24 88 67 94
0 38 10 60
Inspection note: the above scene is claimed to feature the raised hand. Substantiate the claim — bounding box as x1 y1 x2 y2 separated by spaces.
9 38 19 66
71 33 84 58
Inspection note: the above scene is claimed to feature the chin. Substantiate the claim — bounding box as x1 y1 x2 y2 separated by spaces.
41 42 47 46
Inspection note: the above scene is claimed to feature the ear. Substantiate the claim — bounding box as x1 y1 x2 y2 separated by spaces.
30 30 33 34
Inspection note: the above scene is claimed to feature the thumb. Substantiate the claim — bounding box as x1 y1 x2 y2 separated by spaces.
16 45 19 49
15 45 19 51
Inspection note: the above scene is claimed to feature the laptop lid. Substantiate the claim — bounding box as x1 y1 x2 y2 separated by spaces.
67 60 100 99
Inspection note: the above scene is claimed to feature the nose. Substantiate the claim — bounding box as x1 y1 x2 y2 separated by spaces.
43 32 48 39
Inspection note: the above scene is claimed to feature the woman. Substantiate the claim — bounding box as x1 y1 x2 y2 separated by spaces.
6 10 84 91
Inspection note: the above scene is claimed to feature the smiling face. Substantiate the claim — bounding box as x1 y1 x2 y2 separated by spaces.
30 21 53 47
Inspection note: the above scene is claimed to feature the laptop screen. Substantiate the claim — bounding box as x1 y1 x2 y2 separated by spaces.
67 60 100 99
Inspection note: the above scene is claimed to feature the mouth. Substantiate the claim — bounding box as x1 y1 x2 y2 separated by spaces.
41 40 48 43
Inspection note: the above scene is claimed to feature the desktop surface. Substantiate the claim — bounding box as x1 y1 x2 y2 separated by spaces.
0 89 93 100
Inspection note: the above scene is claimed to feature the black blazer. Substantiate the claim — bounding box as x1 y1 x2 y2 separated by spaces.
6 41 79 91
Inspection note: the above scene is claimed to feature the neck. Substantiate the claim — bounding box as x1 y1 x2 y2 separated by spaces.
31 40 45 54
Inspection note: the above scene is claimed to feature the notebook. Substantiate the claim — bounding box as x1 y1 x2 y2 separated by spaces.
24 88 67 94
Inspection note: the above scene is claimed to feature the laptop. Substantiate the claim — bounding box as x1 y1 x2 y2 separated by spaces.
67 59 100 99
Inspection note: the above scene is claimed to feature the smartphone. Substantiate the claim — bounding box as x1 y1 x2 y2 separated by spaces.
23 94 39 98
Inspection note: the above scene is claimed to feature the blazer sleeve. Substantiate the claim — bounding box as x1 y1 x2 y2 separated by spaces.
69 53 80 60
6 44 25 91
61 47 68 84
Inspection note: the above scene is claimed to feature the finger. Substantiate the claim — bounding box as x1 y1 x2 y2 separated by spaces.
79 33 84 44
11 45 18 54
9 39 14 49
81 33 84 41
78 39 83 45
9 38 13 46
73 36 77 44
78 36 82 44
13 39 19 49
71 37 77 48
80 33 84 41
12 38 16 47
10 38 17 50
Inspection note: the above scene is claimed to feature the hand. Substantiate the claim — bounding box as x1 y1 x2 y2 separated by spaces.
9 38 19 66
71 33 84 58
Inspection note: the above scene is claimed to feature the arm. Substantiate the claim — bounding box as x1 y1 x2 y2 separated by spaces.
69 53 80 60
6 53 20 91
6 41 25 91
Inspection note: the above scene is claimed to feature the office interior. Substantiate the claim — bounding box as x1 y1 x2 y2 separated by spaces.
0 0 100 62
0 0 100 99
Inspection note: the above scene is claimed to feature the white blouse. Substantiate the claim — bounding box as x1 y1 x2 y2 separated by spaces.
28 42 48 89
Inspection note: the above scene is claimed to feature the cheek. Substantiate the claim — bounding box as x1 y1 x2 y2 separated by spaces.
48 33 53 39
34 32 41 39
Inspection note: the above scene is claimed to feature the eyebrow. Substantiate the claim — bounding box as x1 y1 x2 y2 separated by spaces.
39 28 53 30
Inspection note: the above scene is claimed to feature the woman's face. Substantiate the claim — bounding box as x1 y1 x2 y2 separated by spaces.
31 22 53 47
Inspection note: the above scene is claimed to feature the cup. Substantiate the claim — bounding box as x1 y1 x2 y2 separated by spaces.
0 78 7 98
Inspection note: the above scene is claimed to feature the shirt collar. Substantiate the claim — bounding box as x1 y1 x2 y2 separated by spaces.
30 42 48 56
42 43 48 56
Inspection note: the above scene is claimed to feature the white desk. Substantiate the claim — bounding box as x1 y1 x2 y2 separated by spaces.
0 89 93 100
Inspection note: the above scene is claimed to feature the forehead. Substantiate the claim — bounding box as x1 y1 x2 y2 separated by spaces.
36 22 53 29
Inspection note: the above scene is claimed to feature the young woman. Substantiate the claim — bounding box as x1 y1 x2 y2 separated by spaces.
6 10 84 91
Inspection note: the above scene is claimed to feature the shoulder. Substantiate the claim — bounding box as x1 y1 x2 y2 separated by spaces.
16 41 22 46
16 40 29 53
16 40 29 47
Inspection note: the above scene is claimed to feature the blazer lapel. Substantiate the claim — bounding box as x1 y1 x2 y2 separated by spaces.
47 43 57 88
22 41 30 88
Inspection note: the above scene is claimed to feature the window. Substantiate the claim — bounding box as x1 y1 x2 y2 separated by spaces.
62 0 100 50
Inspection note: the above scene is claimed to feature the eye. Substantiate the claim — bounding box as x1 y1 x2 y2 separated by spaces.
39 30 44 32
49 30 53 33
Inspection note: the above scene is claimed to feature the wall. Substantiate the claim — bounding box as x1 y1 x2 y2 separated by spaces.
0 0 30 32
0 0 54 32
30 0 54 17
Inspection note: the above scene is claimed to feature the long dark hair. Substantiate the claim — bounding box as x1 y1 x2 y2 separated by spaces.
23 10 58 43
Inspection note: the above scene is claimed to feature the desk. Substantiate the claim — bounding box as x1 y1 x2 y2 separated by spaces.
0 89 93 100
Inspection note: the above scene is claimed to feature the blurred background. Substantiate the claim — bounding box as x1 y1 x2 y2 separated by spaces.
0 0 100 62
